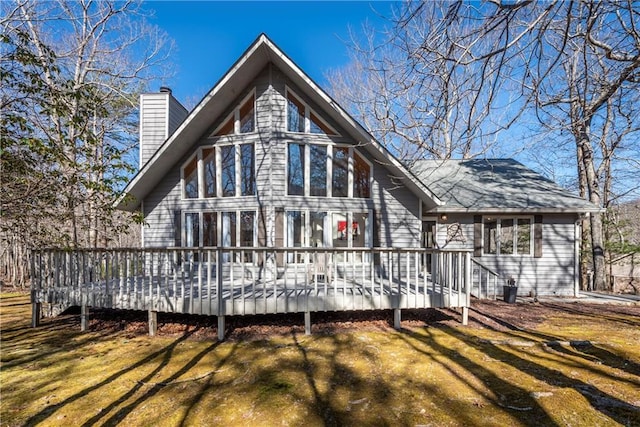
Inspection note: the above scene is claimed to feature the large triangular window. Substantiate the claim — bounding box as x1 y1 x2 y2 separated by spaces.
213 91 255 137
286 88 337 136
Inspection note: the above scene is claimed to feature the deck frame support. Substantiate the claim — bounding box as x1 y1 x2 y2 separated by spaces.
462 306 469 325
80 304 89 332
393 308 401 330
304 311 311 335
217 316 225 341
31 294 41 328
149 310 158 336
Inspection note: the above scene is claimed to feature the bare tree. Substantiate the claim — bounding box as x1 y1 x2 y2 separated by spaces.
329 0 640 291
527 1 640 290
1 0 173 286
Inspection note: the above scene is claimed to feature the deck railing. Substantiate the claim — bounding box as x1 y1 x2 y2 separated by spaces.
471 259 500 300
31 247 472 319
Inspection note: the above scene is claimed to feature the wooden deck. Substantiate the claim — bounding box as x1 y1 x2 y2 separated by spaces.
31 248 473 337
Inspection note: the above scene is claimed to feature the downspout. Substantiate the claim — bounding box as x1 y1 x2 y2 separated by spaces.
574 214 583 297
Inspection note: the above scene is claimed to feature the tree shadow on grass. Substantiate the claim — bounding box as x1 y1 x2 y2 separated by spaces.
399 328 559 426
431 326 640 426
87 339 233 426
468 303 640 384
24 329 200 426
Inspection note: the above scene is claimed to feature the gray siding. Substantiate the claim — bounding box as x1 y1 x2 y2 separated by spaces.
142 63 422 250
140 93 168 168
437 213 578 296
139 92 188 168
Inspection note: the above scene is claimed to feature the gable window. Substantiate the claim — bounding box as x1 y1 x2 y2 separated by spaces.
332 147 349 198
309 145 327 196
483 217 532 256
286 88 337 136
220 145 236 197
287 92 305 132
240 143 255 195
353 150 370 198
182 143 255 199
288 143 305 195
286 144 370 198
214 92 256 136
183 156 199 199
203 149 216 198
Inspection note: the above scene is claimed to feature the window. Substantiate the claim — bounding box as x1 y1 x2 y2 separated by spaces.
220 145 236 197
332 147 349 198
222 212 237 247
240 143 255 196
286 211 305 248
353 151 370 198
214 92 255 136
239 94 255 133
483 217 532 255
288 143 305 195
309 145 327 196
286 88 337 135
286 144 370 198
203 212 217 246
309 212 327 247
184 213 200 247
287 93 305 132
184 156 198 199
183 144 255 199
203 149 216 198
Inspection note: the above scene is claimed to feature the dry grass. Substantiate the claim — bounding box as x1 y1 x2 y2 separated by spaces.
1 293 639 426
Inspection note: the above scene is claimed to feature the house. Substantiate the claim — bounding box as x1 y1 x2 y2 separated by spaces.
31 34 599 337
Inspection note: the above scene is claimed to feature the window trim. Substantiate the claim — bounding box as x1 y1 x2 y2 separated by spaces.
211 89 257 137
284 209 373 250
180 152 200 199
285 143 372 199
285 87 338 136
181 142 256 199
482 215 534 256
182 210 257 248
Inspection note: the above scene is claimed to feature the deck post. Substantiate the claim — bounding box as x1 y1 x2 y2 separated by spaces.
304 311 311 335
80 304 89 332
462 306 469 325
31 291 41 328
148 310 158 336
217 316 225 341
393 308 401 330
216 248 225 341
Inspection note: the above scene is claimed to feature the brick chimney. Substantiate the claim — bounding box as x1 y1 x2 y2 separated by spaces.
139 87 188 168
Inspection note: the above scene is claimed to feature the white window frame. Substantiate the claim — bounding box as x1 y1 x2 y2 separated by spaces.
285 143 372 199
285 87 338 136
180 152 201 199
284 209 373 263
181 143 256 199
182 210 257 249
210 89 257 137
482 216 534 256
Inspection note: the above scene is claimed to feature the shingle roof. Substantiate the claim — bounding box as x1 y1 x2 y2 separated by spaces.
411 159 600 213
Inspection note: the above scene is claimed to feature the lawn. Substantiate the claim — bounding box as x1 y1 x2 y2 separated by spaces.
1 292 639 426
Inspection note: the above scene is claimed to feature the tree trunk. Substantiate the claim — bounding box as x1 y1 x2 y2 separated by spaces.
576 123 606 290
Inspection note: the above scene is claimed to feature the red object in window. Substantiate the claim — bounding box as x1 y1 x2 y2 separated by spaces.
337 221 359 239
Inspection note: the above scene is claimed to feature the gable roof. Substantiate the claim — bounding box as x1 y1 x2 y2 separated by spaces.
116 34 442 211
412 159 601 213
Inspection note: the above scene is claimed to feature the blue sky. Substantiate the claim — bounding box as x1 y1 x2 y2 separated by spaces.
146 1 396 105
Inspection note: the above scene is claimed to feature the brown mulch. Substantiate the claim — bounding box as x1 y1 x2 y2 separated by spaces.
76 298 640 342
